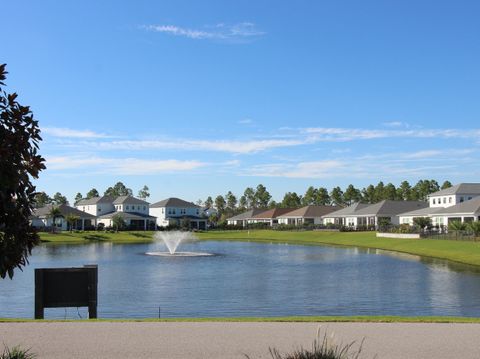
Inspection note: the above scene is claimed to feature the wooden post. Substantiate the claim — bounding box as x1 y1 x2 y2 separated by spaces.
34 269 44 319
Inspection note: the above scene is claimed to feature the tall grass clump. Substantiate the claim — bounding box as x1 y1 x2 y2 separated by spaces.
246 328 370 359
0 345 36 359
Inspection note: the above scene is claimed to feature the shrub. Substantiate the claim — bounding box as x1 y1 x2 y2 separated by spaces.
245 328 365 359
0 345 36 359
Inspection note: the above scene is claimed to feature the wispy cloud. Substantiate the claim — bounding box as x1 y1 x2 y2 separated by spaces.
57 137 310 154
142 22 265 42
238 118 253 125
303 127 480 141
46 156 205 175
43 127 110 139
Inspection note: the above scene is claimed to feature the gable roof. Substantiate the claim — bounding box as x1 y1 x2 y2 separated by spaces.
434 197 480 215
150 197 200 208
227 209 268 221
113 195 149 205
428 183 480 197
33 204 96 219
277 205 341 218
355 200 428 217
323 202 369 217
76 195 116 206
398 206 443 217
252 208 297 219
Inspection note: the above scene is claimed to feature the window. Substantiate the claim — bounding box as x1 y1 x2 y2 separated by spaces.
162 208 164 214
98 208 101 212
173 209 176 215
196 209 199 215
126 205 129 210
433 199 436 204
168 209 171 214
449 197 452 203
443 197 446 204
143 206 146 211
468 197 472 200
460 197 464 203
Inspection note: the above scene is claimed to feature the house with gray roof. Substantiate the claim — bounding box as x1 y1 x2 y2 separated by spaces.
226 209 268 227
150 197 206 230
321 202 369 227
31 204 97 231
322 201 428 228
75 195 155 230
428 183 480 208
399 183 480 227
277 205 340 226
431 197 480 225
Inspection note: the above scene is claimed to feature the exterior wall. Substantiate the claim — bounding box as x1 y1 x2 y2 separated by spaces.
432 212 480 225
150 206 200 227
429 194 479 208
116 203 149 214
77 203 114 216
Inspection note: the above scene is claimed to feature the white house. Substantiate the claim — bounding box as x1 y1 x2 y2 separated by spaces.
323 201 428 228
277 205 340 226
76 195 155 230
399 183 480 226
96 196 155 230
76 196 116 216
150 197 207 230
322 203 369 227
31 204 97 231
226 209 267 227
427 183 480 208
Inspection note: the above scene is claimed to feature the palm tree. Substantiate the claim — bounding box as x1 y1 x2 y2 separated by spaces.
48 207 62 233
467 221 480 239
65 214 80 232
111 213 125 232
448 220 466 239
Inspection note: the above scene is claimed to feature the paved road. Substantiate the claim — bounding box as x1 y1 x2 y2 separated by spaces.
1 322 480 358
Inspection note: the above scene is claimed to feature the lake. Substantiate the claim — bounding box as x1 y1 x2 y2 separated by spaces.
1 240 480 319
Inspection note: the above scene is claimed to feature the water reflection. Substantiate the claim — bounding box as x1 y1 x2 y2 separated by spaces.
1 240 480 319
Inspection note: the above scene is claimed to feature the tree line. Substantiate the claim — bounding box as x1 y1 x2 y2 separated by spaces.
33 182 151 208
201 179 452 221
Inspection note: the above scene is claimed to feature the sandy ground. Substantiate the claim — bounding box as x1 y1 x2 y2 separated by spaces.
1 322 480 358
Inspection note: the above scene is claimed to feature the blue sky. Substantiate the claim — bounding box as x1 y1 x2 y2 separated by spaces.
2 0 480 204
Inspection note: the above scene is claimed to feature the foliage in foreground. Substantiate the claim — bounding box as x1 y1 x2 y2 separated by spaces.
0 63 45 279
0 345 36 359
246 328 368 359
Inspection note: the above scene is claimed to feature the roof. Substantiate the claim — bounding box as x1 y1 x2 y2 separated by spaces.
98 211 156 220
33 204 96 219
150 197 200 208
434 197 480 215
398 206 444 217
76 195 116 206
323 202 369 217
113 195 149 205
277 205 341 218
165 215 206 220
227 209 268 221
252 208 297 219
428 183 480 197
355 200 428 217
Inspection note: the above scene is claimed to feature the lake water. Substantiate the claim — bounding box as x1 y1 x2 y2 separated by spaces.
1 240 480 319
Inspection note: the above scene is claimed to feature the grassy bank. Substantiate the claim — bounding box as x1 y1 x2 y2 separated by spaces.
196 230 480 267
39 231 155 244
2 316 480 323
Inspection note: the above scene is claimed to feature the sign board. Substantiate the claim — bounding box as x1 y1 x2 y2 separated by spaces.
35 265 97 319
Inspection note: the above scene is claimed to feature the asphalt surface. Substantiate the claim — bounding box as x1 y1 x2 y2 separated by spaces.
1 322 480 358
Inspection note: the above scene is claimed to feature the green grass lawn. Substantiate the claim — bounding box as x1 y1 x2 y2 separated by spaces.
197 230 480 267
2 316 480 323
39 231 155 244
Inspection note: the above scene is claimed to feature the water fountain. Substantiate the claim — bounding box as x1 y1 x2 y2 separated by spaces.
145 231 213 257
